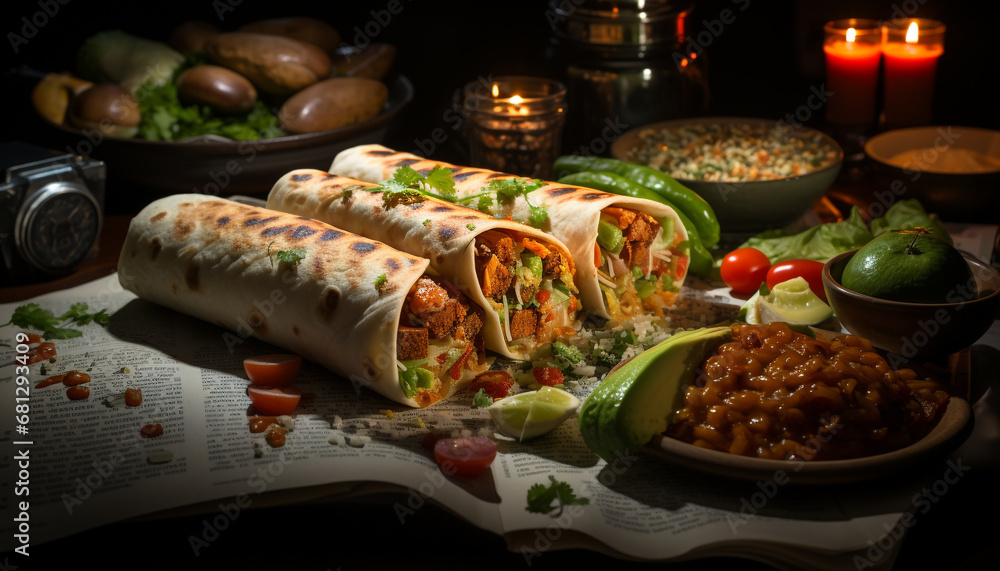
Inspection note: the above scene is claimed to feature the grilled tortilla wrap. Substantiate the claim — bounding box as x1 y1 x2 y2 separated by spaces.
330 144 690 322
117 194 487 407
267 170 580 360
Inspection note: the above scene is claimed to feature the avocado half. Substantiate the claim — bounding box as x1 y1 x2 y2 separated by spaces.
578 326 733 463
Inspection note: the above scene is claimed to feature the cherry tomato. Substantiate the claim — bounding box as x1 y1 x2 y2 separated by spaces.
247 386 303 416
720 247 772 293
535 289 551 304
433 437 497 476
140 423 164 438
532 366 564 386
244 354 302 387
766 259 828 303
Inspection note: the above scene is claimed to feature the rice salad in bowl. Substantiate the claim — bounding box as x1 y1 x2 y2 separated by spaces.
611 117 844 232
628 122 840 182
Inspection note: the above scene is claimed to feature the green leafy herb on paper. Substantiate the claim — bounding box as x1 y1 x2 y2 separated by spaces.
473 388 493 408
526 476 589 516
2 302 112 340
374 273 388 291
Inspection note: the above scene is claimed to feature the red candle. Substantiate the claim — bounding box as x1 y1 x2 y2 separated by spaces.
882 19 945 128
824 19 882 126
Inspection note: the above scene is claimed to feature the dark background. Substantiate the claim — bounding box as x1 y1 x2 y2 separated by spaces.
2 1 999 569
4 0 999 180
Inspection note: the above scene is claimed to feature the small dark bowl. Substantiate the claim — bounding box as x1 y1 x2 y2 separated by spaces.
822 250 1000 359
864 126 1000 224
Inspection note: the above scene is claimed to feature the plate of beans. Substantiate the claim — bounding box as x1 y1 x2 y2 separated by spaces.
648 322 972 485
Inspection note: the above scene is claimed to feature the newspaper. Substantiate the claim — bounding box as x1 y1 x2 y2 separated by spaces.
0 272 982 570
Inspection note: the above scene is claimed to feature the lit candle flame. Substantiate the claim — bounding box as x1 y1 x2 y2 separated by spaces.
509 95 524 105
906 21 919 43
846 27 856 43
492 84 499 97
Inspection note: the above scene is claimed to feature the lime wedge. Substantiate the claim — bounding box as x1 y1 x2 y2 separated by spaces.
487 386 581 441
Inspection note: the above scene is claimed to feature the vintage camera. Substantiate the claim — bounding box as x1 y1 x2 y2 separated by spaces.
1 141 106 286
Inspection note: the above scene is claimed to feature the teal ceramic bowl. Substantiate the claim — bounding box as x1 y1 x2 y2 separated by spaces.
822 249 1000 359
611 117 844 233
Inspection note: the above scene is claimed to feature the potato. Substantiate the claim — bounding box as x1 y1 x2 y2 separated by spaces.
238 17 341 54
68 83 141 138
168 20 221 53
176 65 257 114
278 77 388 134
331 43 396 80
205 32 331 95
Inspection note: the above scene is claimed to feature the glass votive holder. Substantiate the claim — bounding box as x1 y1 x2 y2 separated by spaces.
462 76 566 180
881 18 945 129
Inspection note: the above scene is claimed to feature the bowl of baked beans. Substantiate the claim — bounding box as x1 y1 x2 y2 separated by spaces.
648 323 971 485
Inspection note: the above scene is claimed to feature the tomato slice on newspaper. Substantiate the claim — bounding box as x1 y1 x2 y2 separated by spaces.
433 437 497 476
244 354 302 387
247 386 302 416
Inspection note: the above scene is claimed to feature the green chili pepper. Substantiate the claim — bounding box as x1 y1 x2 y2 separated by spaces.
553 155 721 247
557 171 714 278
596 219 624 252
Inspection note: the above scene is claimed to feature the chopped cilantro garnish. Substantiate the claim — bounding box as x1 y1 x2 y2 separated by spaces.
422 219 431 226
473 388 493 408
552 341 585 366
2 302 112 340
526 476 589 516
269 243 307 267
374 273 388 291
466 223 476 231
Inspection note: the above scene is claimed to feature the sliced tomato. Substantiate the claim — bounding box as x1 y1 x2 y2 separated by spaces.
433 437 497 476
532 366 564 386
765 259 828 303
247 385 303 416
535 289 551 304
244 354 302 387
720 247 771 293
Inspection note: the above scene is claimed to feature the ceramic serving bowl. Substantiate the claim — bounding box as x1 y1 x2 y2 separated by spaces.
611 117 843 233
822 249 1000 359
864 126 1000 224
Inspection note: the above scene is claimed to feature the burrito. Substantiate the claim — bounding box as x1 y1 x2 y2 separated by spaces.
117 194 489 407
330 145 690 322
266 170 580 360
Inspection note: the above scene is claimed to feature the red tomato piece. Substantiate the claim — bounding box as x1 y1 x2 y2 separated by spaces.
247 386 303 416
140 423 164 438
468 371 515 400
532 366 564 386
433 437 497 476
720 247 772 293
765 259 828 303
26 342 57 365
124 387 143 407
244 354 302 387
62 371 91 386
66 386 90 400
535 289 551 304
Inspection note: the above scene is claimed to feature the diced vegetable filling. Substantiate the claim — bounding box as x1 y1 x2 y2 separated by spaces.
596 207 687 319
397 276 487 405
475 230 577 345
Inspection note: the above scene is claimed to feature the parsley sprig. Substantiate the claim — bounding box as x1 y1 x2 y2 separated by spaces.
526 476 589 516
376 165 550 229
2 302 111 340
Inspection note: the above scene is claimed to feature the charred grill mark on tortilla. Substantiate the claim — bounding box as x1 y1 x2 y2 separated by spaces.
394 158 419 168
217 216 231 226
367 149 396 156
319 286 340 322
261 225 292 237
433 205 452 212
150 237 162 260
386 258 400 271
150 211 167 222
292 173 313 182
320 229 343 241
548 188 575 197
452 171 477 182
351 241 378 254
291 226 317 239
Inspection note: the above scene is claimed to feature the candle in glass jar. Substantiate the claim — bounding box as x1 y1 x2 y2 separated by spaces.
882 19 945 128
824 19 882 126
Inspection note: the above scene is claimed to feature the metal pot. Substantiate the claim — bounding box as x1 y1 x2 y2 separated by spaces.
546 0 710 155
